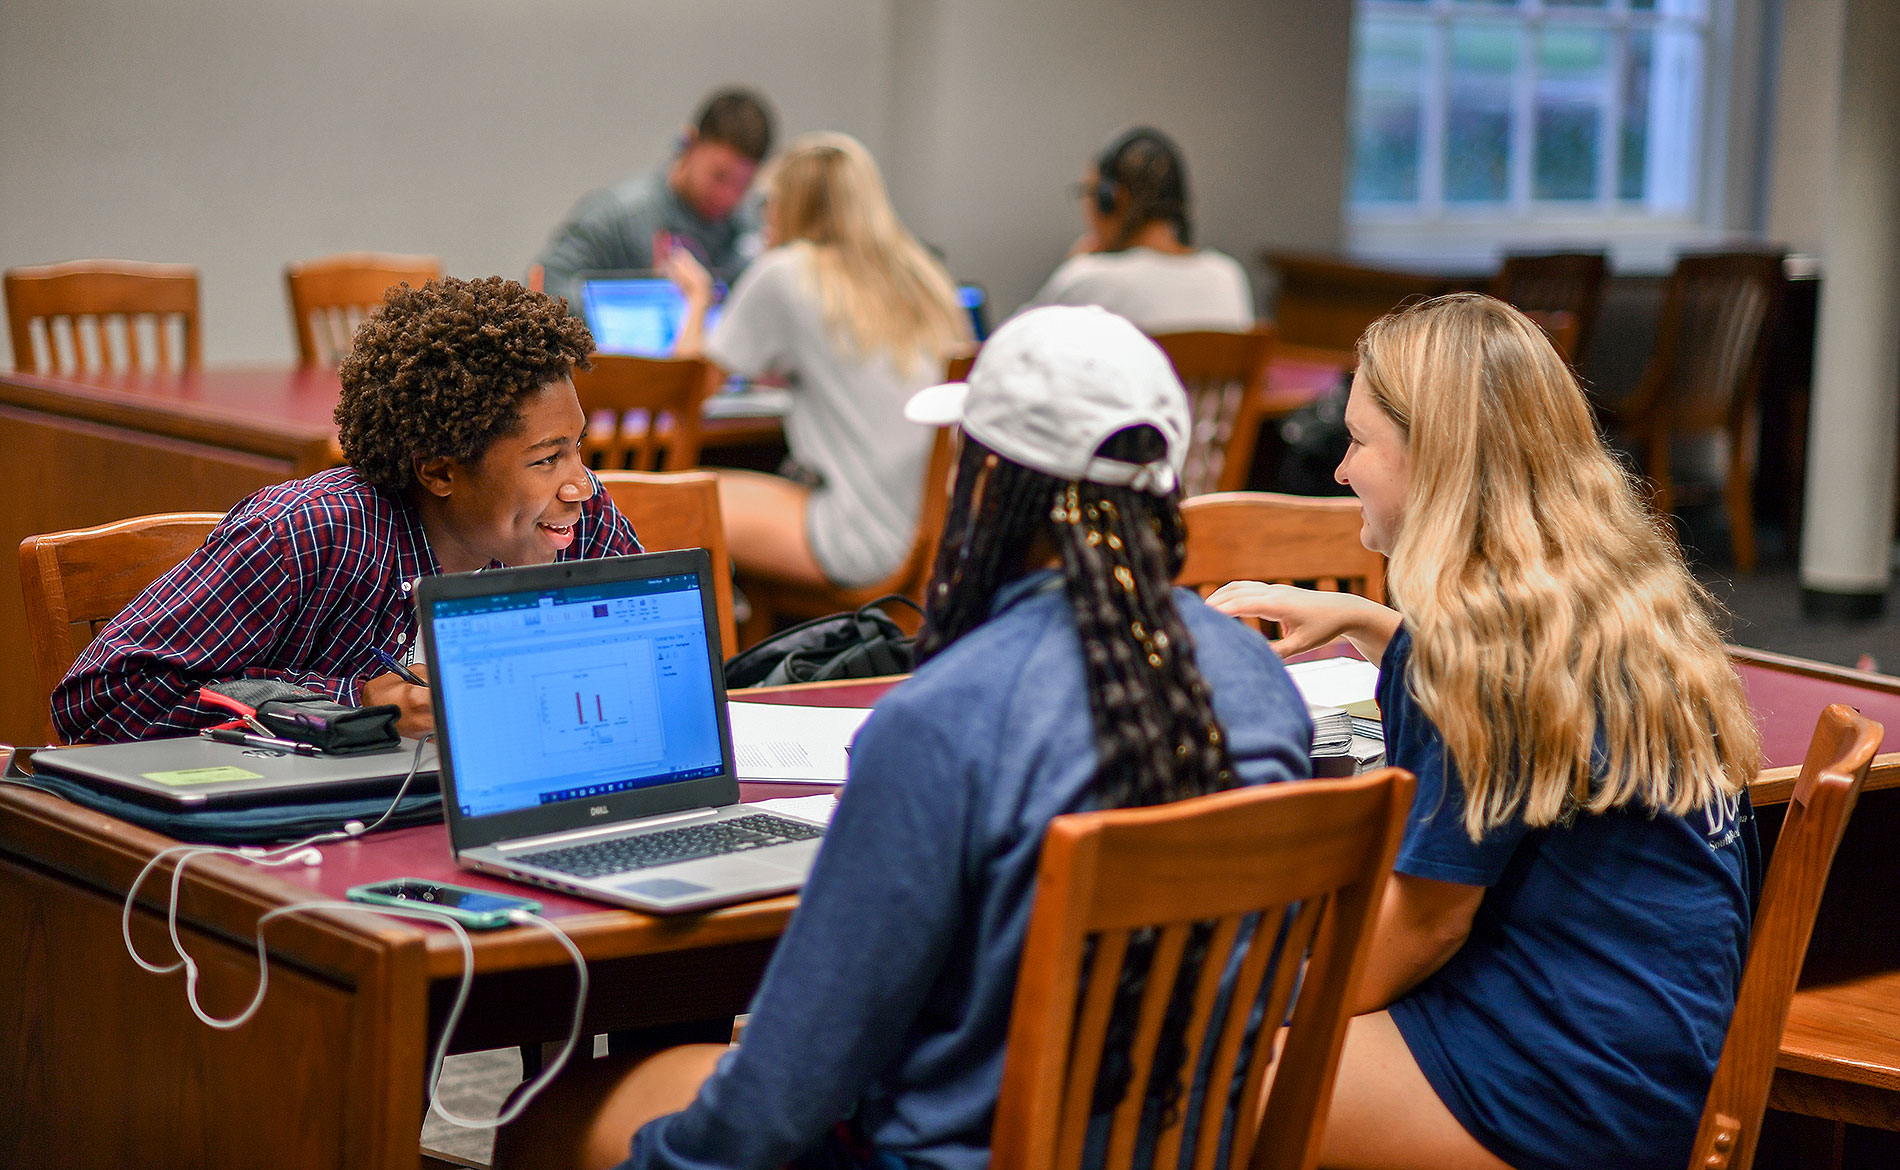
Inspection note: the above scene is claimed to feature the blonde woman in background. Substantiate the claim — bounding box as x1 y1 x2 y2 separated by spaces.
1210 294 1762 1170
666 132 969 588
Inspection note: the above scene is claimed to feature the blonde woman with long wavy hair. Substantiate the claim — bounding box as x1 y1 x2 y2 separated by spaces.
666 131 969 588
1211 294 1761 1170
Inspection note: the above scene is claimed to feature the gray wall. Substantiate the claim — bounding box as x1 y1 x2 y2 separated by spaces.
0 0 1350 365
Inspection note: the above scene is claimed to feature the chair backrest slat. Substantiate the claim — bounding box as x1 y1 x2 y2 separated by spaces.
1158 912 1245 1170
1057 927 1130 1170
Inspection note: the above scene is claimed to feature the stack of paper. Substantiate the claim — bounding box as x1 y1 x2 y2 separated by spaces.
1285 658 1387 776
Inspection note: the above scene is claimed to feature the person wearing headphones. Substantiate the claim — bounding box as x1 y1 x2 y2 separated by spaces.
535 87 775 310
1023 126 1254 333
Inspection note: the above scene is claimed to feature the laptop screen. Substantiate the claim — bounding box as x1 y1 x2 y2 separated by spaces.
579 276 723 357
958 283 991 342
428 569 727 819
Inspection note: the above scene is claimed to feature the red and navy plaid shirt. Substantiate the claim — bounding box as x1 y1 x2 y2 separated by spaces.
52 466 641 743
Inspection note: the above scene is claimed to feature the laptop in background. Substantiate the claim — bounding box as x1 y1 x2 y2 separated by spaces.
577 272 724 357
958 283 991 342
415 550 824 914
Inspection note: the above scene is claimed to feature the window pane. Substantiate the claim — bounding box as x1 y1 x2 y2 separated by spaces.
1619 29 1652 200
1350 18 1427 203
1446 22 1516 203
1640 22 1703 212
1534 26 1609 201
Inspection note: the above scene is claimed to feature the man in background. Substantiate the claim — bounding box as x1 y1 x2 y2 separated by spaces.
536 87 775 309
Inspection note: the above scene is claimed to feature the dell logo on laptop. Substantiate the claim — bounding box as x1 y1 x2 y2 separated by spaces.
590 805 610 816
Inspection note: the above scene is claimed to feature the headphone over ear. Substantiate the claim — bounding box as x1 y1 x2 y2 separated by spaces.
1091 127 1191 247
1094 127 1157 217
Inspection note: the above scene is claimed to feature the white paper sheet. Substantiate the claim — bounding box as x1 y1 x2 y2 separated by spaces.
728 702 873 784
752 794 840 826
1284 657 1381 710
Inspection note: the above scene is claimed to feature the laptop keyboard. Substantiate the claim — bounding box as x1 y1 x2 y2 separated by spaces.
517 813 824 879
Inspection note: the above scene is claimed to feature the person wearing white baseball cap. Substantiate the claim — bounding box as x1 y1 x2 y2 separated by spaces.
496 302 1313 1170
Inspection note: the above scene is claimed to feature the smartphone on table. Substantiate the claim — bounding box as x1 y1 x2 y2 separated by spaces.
346 879 541 929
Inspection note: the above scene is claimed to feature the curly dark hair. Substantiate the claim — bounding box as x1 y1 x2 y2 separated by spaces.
335 276 594 493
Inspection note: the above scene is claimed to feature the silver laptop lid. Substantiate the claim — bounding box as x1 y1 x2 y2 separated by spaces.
416 550 738 853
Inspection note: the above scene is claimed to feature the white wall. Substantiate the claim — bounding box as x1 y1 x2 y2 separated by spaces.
1764 0 1846 252
0 0 1350 365
886 0 1352 315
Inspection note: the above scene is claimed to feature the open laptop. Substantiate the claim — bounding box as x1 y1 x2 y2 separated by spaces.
29 735 438 808
577 272 723 357
958 283 992 342
415 549 825 914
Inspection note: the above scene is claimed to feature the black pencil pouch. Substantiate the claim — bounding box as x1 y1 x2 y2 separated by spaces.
199 680 402 756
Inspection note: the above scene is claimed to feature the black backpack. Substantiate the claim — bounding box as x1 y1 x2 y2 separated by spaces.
723 596 922 689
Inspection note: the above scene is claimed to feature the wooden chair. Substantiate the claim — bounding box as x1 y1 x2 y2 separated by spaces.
571 353 723 472
1520 309 1581 367
5 259 201 374
733 354 973 650
1150 326 1277 497
1490 250 1607 362
1608 251 1785 572
991 767 1415 1170
1688 704 1882 1170
283 252 443 367
595 470 738 656
1177 492 1385 607
1263 252 1468 355
18 512 224 744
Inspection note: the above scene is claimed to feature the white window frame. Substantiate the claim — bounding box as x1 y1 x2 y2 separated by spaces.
1346 0 1768 271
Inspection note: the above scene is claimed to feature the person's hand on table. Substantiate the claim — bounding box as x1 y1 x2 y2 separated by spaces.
363 666 432 738
1205 581 1402 662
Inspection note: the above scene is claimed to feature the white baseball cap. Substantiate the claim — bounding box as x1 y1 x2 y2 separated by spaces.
905 305 1189 494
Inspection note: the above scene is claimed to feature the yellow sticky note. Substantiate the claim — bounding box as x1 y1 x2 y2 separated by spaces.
142 766 266 786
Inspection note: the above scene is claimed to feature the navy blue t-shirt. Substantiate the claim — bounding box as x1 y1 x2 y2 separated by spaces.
1379 627 1757 1170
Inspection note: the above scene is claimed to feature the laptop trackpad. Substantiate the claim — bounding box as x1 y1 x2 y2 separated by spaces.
614 848 814 896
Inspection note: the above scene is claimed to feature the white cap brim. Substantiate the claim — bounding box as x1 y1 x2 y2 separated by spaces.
904 381 970 426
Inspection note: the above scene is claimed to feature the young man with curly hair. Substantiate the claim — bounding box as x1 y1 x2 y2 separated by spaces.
51 277 641 744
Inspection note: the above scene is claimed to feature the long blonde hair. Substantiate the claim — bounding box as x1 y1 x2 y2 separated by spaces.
766 132 970 375
1361 294 1759 839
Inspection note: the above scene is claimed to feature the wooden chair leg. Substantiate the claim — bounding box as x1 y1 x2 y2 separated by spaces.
1727 462 1757 572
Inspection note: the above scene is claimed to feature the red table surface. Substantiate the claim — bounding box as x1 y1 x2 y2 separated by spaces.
19 658 1888 923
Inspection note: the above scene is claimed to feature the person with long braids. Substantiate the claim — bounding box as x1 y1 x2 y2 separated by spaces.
495 305 1313 1170
1211 294 1761 1170
1023 126 1252 333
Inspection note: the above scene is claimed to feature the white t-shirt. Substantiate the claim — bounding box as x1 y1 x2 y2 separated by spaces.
706 245 937 588
1024 247 1254 333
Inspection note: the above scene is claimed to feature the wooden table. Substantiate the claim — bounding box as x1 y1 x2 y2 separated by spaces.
0 366 788 746
13 633 1892 1166
0 679 877 1169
